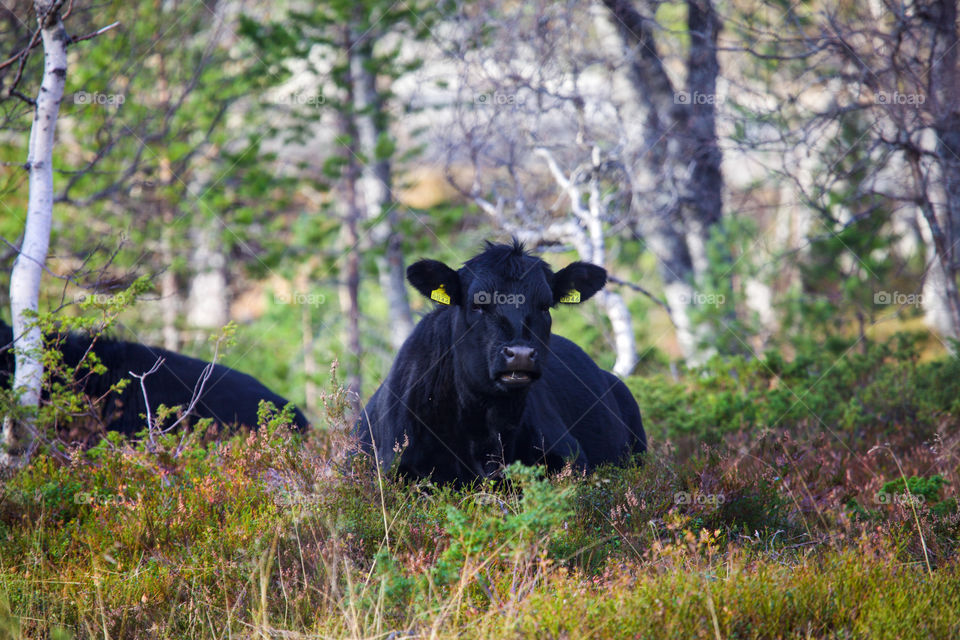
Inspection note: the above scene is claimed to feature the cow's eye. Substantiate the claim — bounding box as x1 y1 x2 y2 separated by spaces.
539 304 551 313
471 303 484 314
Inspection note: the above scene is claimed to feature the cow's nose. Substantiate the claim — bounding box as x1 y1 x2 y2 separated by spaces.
502 345 537 370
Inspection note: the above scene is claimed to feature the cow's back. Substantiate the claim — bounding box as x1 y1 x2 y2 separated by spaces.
70 338 309 434
604 370 646 455
524 335 644 468
119 343 309 432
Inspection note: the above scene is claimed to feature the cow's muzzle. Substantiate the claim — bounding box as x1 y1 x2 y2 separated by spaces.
496 345 540 386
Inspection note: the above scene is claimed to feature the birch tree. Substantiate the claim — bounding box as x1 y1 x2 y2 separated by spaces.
534 147 638 375
2 0 114 463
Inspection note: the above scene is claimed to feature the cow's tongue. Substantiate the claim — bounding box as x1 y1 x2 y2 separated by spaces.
500 371 531 382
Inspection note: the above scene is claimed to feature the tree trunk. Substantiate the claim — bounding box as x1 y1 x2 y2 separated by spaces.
681 0 724 277
185 220 228 329
349 39 414 348
909 155 960 344
3 1 68 465
532 147 638 374
599 291 637 376
340 24 364 403
159 157 179 351
377 237 414 349
340 201 363 403
928 0 960 340
744 277 776 346
921 240 957 340
601 0 724 365
301 303 318 417
586 151 637 376
351 41 392 223
159 225 180 351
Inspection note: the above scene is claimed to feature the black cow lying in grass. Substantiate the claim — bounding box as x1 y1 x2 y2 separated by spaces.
0 321 309 439
356 240 646 484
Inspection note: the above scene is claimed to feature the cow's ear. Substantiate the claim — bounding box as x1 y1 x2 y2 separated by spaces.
407 259 463 306
552 262 607 305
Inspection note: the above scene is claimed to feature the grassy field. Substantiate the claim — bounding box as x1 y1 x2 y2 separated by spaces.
0 335 958 639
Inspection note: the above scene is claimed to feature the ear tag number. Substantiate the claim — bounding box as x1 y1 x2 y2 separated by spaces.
431 285 451 305
559 289 581 304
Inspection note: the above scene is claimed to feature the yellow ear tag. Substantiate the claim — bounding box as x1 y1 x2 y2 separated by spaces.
559 289 581 304
430 285 451 305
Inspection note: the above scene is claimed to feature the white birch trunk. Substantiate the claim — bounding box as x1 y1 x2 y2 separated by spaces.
158 158 179 350
534 147 638 375
918 211 959 341
186 222 228 329
662 280 702 364
3 1 68 462
160 225 180 350
586 149 637 376
600 290 637 376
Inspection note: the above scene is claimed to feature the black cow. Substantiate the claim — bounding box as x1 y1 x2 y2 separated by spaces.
0 321 309 437
356 240 646 484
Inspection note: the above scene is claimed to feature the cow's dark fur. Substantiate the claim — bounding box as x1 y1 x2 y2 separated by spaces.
356 240 646 484
0 322 309 436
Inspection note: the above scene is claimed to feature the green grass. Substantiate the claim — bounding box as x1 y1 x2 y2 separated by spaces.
0 335 957 638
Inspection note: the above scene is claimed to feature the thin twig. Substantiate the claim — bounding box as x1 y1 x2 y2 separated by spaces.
130 357 165 448
69 21 120 44
0 27 42 72
2 16 119 100
606 274 672 314
170 337 225 457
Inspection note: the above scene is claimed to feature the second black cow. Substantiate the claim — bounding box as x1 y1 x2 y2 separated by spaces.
1 321 309 438
357 240 646 484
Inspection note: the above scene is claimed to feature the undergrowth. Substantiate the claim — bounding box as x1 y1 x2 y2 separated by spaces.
0 335 957 638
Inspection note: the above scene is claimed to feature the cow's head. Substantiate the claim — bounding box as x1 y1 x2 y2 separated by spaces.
407 240 606 395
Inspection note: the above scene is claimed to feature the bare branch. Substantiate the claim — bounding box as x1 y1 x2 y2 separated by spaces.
606 275 672 316
130 357 164 446
68 20 118 44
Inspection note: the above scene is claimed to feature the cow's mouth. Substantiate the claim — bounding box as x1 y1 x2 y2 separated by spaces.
497 370 539 386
